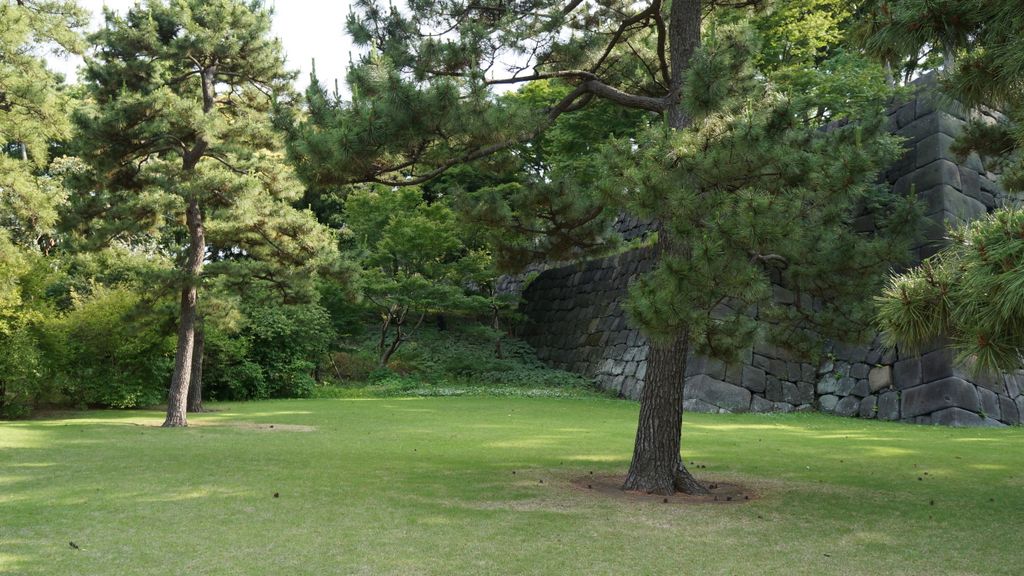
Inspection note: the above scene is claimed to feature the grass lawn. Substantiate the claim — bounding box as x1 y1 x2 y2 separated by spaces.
2 395 1022 575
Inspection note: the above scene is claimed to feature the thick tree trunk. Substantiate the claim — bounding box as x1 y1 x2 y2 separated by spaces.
186 318 205 413
163 199 205 427
622 0 706 494
623 330 706 494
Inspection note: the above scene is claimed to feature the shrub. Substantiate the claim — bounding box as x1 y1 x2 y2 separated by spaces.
44 285 175 408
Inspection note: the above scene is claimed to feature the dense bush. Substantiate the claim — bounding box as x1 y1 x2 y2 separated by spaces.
203 300 335 401
44 285 175 409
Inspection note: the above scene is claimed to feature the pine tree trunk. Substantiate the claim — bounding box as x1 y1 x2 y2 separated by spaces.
186 318 205 413
622 330 706 495
163 199 205 428
621 0 707 495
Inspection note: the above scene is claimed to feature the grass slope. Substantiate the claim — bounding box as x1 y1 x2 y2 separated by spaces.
2 397 1022 575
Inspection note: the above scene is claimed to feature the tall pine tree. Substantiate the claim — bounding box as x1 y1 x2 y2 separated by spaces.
73 0 339 427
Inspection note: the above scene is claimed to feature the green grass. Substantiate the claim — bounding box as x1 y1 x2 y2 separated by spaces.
2 396 1022 575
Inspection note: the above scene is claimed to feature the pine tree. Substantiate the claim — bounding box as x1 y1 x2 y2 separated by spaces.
0 0 87 251
289 0 917 493
73 0 340 427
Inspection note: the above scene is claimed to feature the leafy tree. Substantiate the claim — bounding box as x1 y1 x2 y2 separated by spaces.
73 0 341 427
288 0 916 494
344 186 494 366
868 1 1024 371
0 0 87 417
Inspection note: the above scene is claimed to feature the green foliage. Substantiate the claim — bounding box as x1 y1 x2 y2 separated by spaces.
43 285 176 408
328 320 594 397
877 208 1024 373
344 185 499 364
0 1 86 251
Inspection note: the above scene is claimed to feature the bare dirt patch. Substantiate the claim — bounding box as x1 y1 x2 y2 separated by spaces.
571 474 758 505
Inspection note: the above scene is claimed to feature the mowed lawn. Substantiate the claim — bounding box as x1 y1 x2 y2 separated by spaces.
2 396 1022 575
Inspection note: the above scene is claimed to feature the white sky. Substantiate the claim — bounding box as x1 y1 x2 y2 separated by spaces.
48 0 356 93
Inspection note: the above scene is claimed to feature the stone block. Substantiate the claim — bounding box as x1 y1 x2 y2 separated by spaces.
751 395 774 413
959 166 982 202
787 362 803 382
817 373 841 395
766 376 783 402
850 379 871 398
896 161 963 197
797 382 815 405
915 132 956 167
768 358 788 379
901 377 981 418
782 382 801 405
752 354 770 371
837 377 858 396
921 348 955 383
835 396 861 417
636 360 648 381
869 365 893 392
999 396 1020 425
859 395 878 419
819 395 839 413
915 186 986 223
742 365 767 393
684 375 751 412
682 398 719 413
931 407 1004 428
978 387 1000 421
801 363 817 383
877 391 900 421
1005 373 1023 398
773 402 795 413
850 363 870 379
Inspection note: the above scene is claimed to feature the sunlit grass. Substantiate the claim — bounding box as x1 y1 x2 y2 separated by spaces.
1 396 1022 575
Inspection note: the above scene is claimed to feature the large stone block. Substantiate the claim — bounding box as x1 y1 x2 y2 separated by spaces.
742 365 767 393
859 395 878 419
766 376 783 402
916 185 986 221
915 132 956 167
901 377 981 419
921 348 955 383
819 394 839 413
817 373 841 395
782 382 801 405
850 379 871 398
931 407 1004 428
877 391 900 421
835 396 861 417
999 396 1020 425
869 365 893 392
684 375 751 412
896 111 965 145
751 395 774 413
850 363 870 379
978 387 1001 421
896 160 963 196
682 398 720 413
892 356 925 387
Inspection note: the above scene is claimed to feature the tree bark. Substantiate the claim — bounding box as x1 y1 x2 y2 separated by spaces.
186 317 205 413
622 0 707 494
163 199 205 427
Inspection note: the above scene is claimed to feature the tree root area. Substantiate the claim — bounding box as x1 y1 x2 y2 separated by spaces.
571 475 758 505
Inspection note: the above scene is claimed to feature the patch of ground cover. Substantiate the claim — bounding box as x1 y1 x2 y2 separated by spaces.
2 396 1022 575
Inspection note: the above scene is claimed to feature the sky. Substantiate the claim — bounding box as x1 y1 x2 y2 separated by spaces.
48 1 357 93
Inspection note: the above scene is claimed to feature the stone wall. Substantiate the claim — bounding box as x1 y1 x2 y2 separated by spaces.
517 76 1023 427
